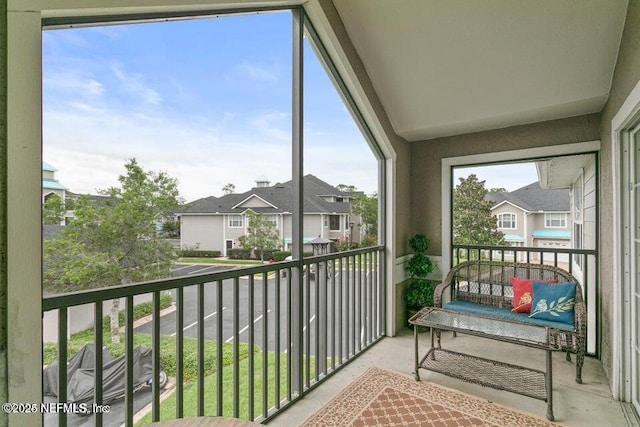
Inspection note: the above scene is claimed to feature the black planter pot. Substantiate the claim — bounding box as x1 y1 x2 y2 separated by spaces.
406 307 430 332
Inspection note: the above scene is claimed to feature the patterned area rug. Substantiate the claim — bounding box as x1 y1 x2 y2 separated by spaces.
301 366 560 427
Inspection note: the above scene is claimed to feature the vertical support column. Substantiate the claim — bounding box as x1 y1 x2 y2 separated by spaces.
0 2 8 425
7 9 42 427
291 8 304 397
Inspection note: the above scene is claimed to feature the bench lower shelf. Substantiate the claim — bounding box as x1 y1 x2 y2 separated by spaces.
416 347 548 402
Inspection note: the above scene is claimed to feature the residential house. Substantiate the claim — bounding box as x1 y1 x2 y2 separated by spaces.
487 182 572 262
41 161 67 203
4 1 640 426
178 174 361 255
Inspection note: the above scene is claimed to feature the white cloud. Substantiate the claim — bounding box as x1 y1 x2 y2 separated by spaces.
44 72 105 96
250 110 290 142
236 60 281 82
110 63 162 105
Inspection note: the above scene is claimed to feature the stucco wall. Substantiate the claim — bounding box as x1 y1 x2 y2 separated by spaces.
181 215 224 251
598 0 640 384
303 214 323 238
410 113 601 256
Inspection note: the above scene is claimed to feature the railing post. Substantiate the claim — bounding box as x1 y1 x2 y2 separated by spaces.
94 303 103 427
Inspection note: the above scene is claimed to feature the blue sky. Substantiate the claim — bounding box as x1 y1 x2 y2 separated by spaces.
43 11 378 202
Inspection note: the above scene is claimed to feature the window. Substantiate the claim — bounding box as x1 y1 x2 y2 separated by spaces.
323 215 328 228
573 223 583 267
264 214 278 227
329 215 341 231
574 173 583 221
228 214 243 228
497 213 516 229
572 173 584 267
545 213 567 228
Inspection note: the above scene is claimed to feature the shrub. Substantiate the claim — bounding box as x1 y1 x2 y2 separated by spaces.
178 249 221 258
227 248 251 259
361 234 378 247
333 238 352 252
404 279 438 310
271 251 291 262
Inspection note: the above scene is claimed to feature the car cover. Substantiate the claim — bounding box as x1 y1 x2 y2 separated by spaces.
43 344 158 405
43 344 112 398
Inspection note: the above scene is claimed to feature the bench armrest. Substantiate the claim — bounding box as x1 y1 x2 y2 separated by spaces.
574 299 586 337
433 281 447 307
433 264 462 307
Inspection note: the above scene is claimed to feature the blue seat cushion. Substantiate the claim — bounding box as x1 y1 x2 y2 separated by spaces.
443 300 574 332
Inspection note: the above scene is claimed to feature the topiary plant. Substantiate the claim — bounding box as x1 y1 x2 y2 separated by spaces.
404 234 436 311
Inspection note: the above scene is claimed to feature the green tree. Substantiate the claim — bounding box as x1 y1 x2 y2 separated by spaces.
352 192 378 240
222 183 236 195
43 159 182 343
238 209 279 262
453 174 505 246
161 217 180 238
43 193 65 225
336 184 357 192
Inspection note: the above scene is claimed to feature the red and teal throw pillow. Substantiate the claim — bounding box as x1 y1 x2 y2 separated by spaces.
529 281 577 325
512 277 560 313
511 278 534 313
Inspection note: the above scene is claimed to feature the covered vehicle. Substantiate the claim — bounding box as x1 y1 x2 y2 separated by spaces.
43 344 168 409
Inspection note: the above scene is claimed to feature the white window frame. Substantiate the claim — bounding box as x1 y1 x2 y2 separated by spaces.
572 172 584 269
545 212 567 228
264 214 278 227
573 172 584 221
228 214 243 228
497 212 516 230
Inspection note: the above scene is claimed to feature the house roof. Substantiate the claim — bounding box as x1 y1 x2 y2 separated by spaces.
487 182 569 212
42 161 57 172
42 178 68 191
532 229 571 239
180 175 351 215
503 234 525 243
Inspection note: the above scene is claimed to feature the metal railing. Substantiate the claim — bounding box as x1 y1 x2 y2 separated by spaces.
452 243 599 356
42 245 386 426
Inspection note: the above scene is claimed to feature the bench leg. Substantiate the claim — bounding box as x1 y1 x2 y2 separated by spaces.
576 351 584 384
414 322 420 380
546 349 554 421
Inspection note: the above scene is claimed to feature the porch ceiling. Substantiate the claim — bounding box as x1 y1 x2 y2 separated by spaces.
332 0 628 142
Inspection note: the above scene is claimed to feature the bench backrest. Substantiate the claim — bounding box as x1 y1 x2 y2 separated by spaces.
447 260 583 309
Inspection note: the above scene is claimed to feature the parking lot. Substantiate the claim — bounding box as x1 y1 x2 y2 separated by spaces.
172 262 242 277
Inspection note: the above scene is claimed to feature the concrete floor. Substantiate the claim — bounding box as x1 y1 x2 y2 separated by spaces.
267 328 638 427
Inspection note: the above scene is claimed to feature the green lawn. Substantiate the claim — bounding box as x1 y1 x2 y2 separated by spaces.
136 352 317 425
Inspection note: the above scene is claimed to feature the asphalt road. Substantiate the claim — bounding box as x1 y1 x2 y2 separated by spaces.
135 263 378 355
